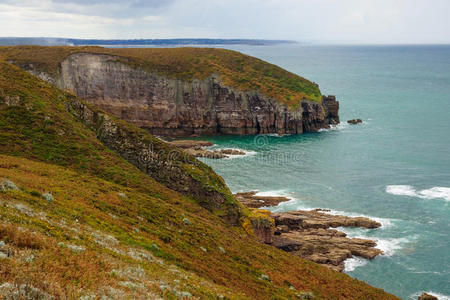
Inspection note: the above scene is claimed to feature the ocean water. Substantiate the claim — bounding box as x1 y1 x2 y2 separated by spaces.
195 45 450 299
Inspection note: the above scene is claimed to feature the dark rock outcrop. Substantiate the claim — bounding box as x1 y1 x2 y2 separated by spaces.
347 119 362 125
322 95 340 125
27 53 339 136
418 293 438 300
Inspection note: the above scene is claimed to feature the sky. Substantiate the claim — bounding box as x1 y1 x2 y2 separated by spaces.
0 0 450 44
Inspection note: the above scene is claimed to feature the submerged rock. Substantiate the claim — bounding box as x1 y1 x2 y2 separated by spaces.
219 149 246 155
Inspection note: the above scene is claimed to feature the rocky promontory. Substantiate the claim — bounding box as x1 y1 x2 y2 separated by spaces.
1 46 340 137
235 191 383 272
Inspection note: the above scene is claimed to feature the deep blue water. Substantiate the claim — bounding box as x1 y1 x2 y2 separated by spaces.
195 45 450 299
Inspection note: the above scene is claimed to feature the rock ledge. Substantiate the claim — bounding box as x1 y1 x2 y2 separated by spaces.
235 191 382 272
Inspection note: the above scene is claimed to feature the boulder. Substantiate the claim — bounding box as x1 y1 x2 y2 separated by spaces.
347 119 362 125
418 293 438 300
42 192 53 202
0 179 19 192
219 149 246 155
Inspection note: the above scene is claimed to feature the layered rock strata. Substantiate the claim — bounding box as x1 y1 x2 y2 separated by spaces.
26 53 339 136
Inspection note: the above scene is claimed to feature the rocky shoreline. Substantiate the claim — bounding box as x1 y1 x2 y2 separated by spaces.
168 140 246 159
235 191 383 272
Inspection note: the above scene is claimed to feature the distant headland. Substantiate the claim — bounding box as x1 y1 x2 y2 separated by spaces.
0 37 296 46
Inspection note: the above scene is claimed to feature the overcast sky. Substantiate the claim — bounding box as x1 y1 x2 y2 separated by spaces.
1 0 449 44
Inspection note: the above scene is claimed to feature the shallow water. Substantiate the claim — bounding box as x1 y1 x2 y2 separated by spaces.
196 44 450 299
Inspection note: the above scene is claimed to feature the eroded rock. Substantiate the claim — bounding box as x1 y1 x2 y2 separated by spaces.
234 191 291 208
54 53 339 136
272 210 381 230
236 192 383 272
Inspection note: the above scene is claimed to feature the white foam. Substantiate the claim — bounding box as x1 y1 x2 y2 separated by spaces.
374 237 412 256
386 185 450 202
418 187 450 202
259 191 394 228
338 224 413 257
264 133 291 137
253 191 306 211
254 190 290 197
344 257 368 272
318 123 348 132
386 185 417 197
410 291 450 300
226 149 258 159
341 232 415 257
209 147 258 159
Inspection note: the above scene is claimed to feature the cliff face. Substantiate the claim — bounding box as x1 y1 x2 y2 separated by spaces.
65 96 242 224
48 53 338 136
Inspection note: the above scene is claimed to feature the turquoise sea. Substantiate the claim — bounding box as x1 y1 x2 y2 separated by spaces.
195 45 450 299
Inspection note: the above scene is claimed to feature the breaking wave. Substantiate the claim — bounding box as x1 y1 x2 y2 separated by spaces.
386 185 450 202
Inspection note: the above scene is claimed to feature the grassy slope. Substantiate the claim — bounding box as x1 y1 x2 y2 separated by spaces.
0 59 240 221
0 45 321 108
0 62 399 299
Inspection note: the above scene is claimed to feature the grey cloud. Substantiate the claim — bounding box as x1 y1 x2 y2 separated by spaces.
51 0 176 8
1 0 450 43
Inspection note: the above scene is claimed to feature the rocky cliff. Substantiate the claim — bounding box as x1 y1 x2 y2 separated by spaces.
0 51 401 300
2 47 339 136
58 53 339 136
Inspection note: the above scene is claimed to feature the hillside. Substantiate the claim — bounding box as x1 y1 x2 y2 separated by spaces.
0 62 397 298
0 46 339 136
0 45 320 107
